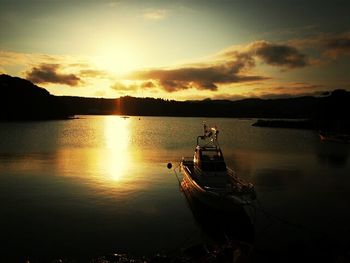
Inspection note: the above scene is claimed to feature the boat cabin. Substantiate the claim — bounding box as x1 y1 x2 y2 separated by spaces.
194 146 227 172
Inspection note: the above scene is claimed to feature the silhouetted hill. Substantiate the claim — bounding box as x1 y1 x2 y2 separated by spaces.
56 95 319 118
251 90 350 132
1 75 350 132
0 74 70 120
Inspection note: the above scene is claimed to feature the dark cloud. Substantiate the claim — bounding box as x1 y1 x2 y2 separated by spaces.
141 81 156 89
130 59 267 92
322 33 350 57
127 40 309 92
249 41 308 68
287 32 350 59
158 79 189 92
26 63 81 86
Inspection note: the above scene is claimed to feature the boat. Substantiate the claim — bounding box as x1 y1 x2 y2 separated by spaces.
180 124 256 210
180 179 254 262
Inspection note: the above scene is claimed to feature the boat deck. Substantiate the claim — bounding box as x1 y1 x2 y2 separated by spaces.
181 158 255 199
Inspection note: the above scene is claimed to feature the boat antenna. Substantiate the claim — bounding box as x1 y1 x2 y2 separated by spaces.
197 123 220 148
212 126 220 148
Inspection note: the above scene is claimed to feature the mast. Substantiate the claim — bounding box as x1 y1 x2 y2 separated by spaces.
197 123 220 148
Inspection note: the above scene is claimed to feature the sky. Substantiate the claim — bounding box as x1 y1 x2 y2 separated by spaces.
1 0 350 100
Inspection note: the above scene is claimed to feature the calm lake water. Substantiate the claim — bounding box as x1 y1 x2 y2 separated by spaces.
1 116 349 262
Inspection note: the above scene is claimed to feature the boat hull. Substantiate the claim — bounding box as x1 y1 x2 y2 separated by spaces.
181 180 255 242
180 163 251 211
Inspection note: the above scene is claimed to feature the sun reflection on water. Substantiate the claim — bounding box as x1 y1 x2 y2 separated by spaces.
50 116 149 196
104 116 131 182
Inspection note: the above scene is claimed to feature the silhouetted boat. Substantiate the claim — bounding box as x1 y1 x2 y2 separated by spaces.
180 179 254 262
319 131 350 144
180 124 256 210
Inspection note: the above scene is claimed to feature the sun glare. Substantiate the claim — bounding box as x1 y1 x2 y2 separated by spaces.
93 43 140 74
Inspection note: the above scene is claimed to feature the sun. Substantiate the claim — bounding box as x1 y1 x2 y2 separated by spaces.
92 42 140 74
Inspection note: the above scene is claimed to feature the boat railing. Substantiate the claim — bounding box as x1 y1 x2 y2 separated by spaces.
227 167 237 177
227 167 254 189
184 166 192 175
181 157 194 175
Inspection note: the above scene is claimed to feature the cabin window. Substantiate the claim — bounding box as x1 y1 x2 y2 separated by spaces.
200 150 226 171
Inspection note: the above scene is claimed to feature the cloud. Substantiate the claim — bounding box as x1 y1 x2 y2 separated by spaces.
251 82 326 99
218 41 309 69
25 63 81 86
141 81 156 89
79 69 108 78
0 50 109 86
143 9 168 20
127 40 309 92
322 32 350 58
111 80 159 94
0 50 57 70
249 41 309 68
287 31 350 59
209 83 326 101
129 58 267 92
110 81 138 92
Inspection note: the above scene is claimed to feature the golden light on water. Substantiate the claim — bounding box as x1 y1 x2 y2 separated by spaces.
104 116 131 181
51 116 149 195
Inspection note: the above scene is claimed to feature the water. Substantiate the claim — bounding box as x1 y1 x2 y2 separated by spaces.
0 116 349 262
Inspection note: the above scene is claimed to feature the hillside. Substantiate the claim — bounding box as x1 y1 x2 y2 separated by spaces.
0 74 70 120
1 75 349 132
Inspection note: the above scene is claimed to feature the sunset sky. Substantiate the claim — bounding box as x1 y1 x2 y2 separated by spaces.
1 0 350 100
